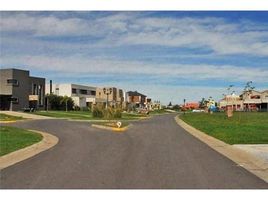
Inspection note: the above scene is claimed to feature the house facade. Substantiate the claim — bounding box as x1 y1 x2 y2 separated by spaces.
219 94 244 111
125 91 147 108
241 90 268 111
0 68 45 111
46 83 97 108
219 90 268 111
95 87 124 107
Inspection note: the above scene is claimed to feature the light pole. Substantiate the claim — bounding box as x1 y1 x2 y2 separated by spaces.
103 88 112 109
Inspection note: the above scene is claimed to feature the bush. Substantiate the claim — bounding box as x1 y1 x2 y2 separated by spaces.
92 106 104 118
92 106 122 119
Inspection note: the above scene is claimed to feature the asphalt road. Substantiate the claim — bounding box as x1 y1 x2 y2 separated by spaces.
1 114 267 189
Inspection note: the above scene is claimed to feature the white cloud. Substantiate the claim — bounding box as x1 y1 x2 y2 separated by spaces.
1 54 268 83
1 12 268 56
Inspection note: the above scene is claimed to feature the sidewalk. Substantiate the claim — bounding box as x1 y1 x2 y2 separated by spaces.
0 111 52 120
234 145 268 163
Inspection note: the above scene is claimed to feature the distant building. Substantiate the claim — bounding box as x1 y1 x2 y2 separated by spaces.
46 83 97 108
0 68 45 111
218 90 268 112
219 94 244 111
126 91 147 108
184 102 199 110
240 90 268 111
95 87 124 107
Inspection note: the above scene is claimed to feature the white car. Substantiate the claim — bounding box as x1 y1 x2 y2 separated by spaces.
192 109 205 113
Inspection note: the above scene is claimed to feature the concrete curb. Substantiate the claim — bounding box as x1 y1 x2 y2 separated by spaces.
0 120 17 124
0 130 59 170
91 124 132 133
0 111 52 120
174 115 268 183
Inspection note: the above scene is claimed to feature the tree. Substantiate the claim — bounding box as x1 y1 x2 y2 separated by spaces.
46 94 74 111
168 102 172 107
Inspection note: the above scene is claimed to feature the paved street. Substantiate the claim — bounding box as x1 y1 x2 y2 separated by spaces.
0 114 267 189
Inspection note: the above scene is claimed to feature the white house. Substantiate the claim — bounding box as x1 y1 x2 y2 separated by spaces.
45 83 99 108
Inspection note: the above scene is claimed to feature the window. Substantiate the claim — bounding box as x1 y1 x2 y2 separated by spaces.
80 89 87 94
8 97 19 104
7 79 19 86
72 88 77 94
89 91 96 95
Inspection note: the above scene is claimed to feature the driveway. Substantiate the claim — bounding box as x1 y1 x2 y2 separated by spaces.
0 114 267 188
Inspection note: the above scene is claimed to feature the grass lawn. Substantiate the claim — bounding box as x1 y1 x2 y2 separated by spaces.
0 126 43 156
179 112 268 144
0 113 23 121
34 111 93 120
34 111 147 121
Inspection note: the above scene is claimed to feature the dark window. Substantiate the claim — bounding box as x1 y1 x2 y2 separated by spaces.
80 89 87 94
8 97 19 104
7 79 19 86
72 88 77 94
90 91 96 95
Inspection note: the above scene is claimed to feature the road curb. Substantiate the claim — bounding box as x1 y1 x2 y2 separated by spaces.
0 120 17 124
0 130 59 170
174 115 268 183
91 124 132 133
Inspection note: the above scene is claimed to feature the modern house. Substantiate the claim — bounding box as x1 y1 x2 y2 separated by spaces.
46 83 97 109
218 94 244 111
126 91 147 108
0 68 45 111
240 90 268 111
95 87 124 107
218 90 268 111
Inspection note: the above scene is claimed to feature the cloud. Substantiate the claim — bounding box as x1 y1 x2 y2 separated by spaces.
1 12 268 56
1 54 268 83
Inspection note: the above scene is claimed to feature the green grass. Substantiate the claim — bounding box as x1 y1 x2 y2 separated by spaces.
180 112 268 144
34 111 147 121
0 126 43 156
34 111 93 120
0 113 23 121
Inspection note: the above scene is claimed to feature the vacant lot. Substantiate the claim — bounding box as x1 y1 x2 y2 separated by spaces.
0 113 23 121
180 112 268 144
0 126 43 156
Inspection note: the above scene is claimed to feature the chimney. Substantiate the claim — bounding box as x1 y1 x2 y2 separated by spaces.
50 80 52 94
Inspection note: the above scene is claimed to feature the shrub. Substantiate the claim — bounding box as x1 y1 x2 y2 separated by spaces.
92 106 104 118
92 106 122 119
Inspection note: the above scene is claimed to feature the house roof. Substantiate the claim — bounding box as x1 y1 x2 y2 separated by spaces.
127 91 146 97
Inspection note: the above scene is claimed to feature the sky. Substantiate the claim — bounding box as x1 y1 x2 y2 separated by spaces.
1 11 268 104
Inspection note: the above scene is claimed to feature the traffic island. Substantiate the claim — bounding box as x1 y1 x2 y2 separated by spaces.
175 115 268 183
91 121 132 133
0 128 58 170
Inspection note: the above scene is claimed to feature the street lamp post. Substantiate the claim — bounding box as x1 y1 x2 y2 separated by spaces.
103 88 112 109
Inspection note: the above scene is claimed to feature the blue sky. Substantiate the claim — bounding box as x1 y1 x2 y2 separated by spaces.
1 11 268 104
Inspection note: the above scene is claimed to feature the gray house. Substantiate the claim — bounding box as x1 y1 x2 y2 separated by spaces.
0 68 45 111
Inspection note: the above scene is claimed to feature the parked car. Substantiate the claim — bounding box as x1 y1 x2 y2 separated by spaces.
192 109 205 113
